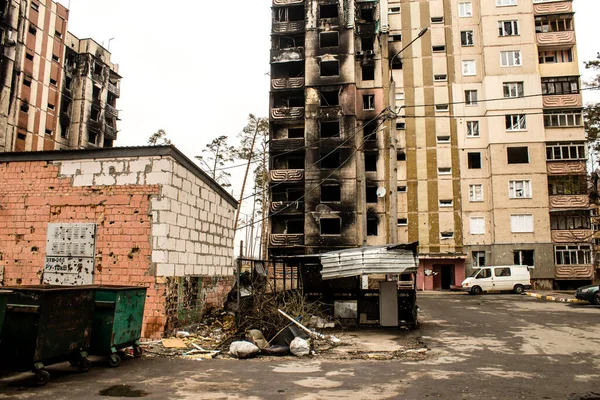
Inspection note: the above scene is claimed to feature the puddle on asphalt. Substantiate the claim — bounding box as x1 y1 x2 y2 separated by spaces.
98 385 149 397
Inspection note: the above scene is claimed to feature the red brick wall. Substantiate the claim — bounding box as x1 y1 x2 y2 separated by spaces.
0 161 166 338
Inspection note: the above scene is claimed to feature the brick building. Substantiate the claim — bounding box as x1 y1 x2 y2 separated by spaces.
0 146 237 338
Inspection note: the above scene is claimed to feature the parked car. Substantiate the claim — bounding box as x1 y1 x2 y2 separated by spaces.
461 266 532 295
575 284 600 305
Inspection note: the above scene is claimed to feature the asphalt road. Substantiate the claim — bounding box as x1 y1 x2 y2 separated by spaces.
1 293 599 400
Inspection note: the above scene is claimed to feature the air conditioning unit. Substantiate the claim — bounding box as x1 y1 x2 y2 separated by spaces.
356 51 365 57
365 50 375 57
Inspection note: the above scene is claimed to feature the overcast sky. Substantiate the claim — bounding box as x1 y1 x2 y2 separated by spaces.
57 0 600 230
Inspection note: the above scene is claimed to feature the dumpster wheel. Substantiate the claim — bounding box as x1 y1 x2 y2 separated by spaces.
133 345 143 358
34 370 50 386
109 354 122 368
78 357 91 373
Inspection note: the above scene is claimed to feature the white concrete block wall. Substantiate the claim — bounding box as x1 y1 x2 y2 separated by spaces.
56 155 236 279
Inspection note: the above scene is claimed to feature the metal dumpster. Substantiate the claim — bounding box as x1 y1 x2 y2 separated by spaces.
0 285 95 385
0 290 11 335
90 286 147 367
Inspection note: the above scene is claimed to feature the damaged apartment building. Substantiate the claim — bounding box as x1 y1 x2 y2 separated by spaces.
0 0 121 153
268 0 594 289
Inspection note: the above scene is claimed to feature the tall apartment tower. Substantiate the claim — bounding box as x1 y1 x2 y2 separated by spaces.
0 0 121 152
268 0 591 289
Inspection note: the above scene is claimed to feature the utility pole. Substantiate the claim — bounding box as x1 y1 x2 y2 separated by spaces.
234 123 260 232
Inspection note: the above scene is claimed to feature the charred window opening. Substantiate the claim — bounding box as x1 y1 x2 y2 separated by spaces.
17 132 27 141
272 62 304 78
468 152 482 169
364 121 378 141
367 217 378 236
397 151 406 161
320 4 338 19
272 188 303 202
90 107 100 121
360 8 374 22
92 86 101 100
273 219 304 234
47 103 55 110
45 128 52 135
274 6 305 22
52 54 59 62
365 152 377 171
320 90 339 107
391 59 403 70
104 138 113 147
88 131 98 145
398 186 407 192
320 218 341 235
50 78 57 86
320 121 340 138
320 60 339 77
398 218 408 225
287 157 304 169
361 37 374 51
321 185 341 202
363 95 375 110
507 147 529 164
61 99 71 114
28 25 36 35
320 32 339 48
362 65 375 81
23 77 32 87
278 35 305 49
366 186 378 203
107 93 117 107
20 102 29 113
60 119 68 138
274 93 304 108
25 52 34 61
391 34 402 42
65 76 72 89
288 128 305 138
94 62 103 76
321 150 341 169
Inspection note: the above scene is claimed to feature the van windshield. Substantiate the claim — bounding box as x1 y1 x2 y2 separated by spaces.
469 270 480 278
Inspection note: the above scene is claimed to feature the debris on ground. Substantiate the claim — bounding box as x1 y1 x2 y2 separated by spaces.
246 329 268 350
289 337 310 357
229 341 260 359
161 338 187 349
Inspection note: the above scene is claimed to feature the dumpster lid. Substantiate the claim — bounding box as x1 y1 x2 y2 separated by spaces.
93 285 148 291
1 285 98 292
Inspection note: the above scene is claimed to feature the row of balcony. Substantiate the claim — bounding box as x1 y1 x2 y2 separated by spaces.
542 93 581 108
272 20 305 34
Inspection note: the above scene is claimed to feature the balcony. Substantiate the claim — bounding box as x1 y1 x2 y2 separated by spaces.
92 73 104 83
108 82 120 97
89 120 102 132
551 229 592 243
270 138 305 152
104 124 117 140
105 104 119 118
547 161 586 175
269 169 304 182
271 106 304 120
533 1 572 15
271 77 305 91
549 194 589 209
271 47 304 63
543 93 582 108
270 201 304 214
269 234 305 247
536 31 576 48
272 20 305 34
273 0 303 5
555 265 594 280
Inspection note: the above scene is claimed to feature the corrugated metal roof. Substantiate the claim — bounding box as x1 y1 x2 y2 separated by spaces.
320 244 419 280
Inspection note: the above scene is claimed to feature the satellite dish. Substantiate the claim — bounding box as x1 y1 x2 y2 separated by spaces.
376 187 387 198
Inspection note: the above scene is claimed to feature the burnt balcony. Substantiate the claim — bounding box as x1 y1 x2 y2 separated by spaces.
555 265 594 280
105 104 119 118
271 47 304 63
547 161 586 175
271 106 304 120
271 77 305 91
88 119 102 132
536 31 576 48
549 194 589 209
270 201 304 214
92 73 104 83
543 93 582 108
269 169 305 182
533 1 573 15
272 20 305 34
269 234 305 247
551 229 592 244
270 137 305 152
108 82 120 97
104 124 117 140
273 0 303 5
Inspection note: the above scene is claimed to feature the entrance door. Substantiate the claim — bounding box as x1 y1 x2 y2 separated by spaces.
441 265 454 290
432 265 442 291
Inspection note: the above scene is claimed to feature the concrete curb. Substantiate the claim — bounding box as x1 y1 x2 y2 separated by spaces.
524 292 587 304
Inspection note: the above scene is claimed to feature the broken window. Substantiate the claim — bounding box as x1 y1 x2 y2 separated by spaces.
92 86 101 100
279 35 305 49
320 4 338 19
274 6 305 22
25 52 34 61
287 220 304 234
320 32 339 47
391 59 403 70
363 95 375 110
23 77 32 87
47 103 55 110
367 217 378 236
362 65 375 81
321 151 341 169
391 34 402 42
52 54 59 62
90 107 100 121
364 121 377 141
432 45 446 52
361 36 374 51
50 78 57 86
507 147 529 164
65 76 72 89
398 186 407 192
468 152 482 169
396 122 406 130
20 102 29 113
28 25 36 35
321 90 339 107
365 152 377 171
366 186 378 203
360 8 374 22
397 151 406 161
88 130 98 145
287 157 305 169
321 218 341 235
320 60 339 77
45 128 52 135
398 218 408 226
288 128 304 138
94 62 103 76
320 121 340 138
514 250 534 266
321 185 341 202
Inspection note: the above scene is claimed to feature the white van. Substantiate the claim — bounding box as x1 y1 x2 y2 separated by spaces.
461 266 532 295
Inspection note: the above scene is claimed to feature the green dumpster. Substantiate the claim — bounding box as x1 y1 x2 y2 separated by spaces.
0 290 11 335
90 286 147 367
0 285 95 386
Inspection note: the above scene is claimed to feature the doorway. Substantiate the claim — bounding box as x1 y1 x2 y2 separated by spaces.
432 264 454 291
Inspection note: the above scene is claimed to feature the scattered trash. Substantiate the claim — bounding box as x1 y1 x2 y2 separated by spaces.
176 331 191 338
262 345 290 356
161 338 187 349
229 341 260 359
278 309 341 346
290 337 310 357
308 316 335 329
270 325 309 347
246 329 268 350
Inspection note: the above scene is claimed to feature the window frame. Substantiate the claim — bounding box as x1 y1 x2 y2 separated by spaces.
546 142 586 161
498 20 519 37
507 147 530 164
508 180 532 199
511 214 534 233
469 184 484 202
461 30 474 46
470 217 485 235
500 50 523 67
496 0 517 6
472 251 486 267
462 60 476 76
465 90 478 105
503 82 524 98
458 2 473 18
505 114 527 131
555 244 591 265
467 121 480 137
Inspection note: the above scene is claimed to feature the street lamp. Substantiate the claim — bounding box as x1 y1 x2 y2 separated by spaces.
389 27 428 82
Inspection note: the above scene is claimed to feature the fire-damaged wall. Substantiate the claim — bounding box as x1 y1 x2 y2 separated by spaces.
0 146 237 338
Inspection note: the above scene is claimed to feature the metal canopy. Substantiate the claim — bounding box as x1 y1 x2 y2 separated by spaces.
319 244 419 280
